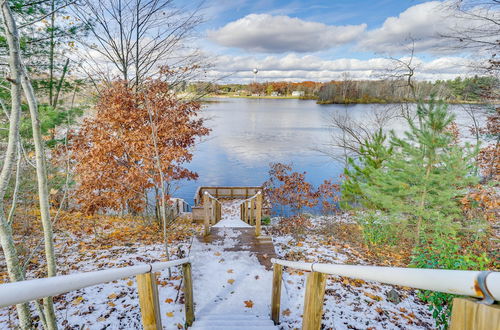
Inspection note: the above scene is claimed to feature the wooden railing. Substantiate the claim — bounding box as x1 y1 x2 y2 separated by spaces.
194 186 263 205
239 191 263 236
0 257 195 330
203 191 222 236
270 259 500 330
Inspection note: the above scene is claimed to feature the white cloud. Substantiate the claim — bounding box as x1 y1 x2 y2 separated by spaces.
357 1 499 55
207 14 366 53
207 54 474 82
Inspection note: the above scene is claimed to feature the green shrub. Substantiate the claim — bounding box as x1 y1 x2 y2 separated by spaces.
356 211 403 246
261 217 271 225
410 235 490 329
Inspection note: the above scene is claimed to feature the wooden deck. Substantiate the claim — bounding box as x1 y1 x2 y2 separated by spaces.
197 228 277 270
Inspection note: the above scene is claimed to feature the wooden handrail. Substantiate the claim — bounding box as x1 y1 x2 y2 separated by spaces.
270 259 500 329
0 257 195 329
203 191 222 236
238 191 263 236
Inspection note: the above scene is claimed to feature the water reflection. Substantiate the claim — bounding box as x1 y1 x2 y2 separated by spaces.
175 98 486 204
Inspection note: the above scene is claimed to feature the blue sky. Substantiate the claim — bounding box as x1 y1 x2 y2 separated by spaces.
178 0 495 82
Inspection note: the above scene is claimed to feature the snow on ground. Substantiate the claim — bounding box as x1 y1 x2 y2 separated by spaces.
1 241 193 329
190 228 272 319
213 199 251 228
271 215 435 330
1 206 435 329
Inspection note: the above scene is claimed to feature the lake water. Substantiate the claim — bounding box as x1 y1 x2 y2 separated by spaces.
174 98 485 205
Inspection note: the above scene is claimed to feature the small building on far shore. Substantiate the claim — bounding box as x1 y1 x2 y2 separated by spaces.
291 91 305 97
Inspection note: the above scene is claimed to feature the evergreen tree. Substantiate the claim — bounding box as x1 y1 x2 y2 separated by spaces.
359 99 478 246
341 129 392 208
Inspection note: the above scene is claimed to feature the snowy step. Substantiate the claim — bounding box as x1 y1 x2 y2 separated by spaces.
191 319 275 327
190 326 277 330
196 314 266 321
189 314 278 330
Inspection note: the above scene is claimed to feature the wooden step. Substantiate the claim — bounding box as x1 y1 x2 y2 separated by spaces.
189 314 279 329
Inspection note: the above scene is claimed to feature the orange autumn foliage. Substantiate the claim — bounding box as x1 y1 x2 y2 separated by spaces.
67 79 210 214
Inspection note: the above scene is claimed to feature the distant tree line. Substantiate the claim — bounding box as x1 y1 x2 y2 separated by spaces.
188 76 498 104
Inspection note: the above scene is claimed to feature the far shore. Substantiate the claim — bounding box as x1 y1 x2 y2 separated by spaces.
204 94 497 106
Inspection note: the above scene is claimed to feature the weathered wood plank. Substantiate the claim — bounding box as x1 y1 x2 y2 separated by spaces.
182 263 195 327
449 297 500 330
271 263 283 325
249 198 255 226
302 272 326 330
203 193 210 236
255 192 262 236
136 273 162 330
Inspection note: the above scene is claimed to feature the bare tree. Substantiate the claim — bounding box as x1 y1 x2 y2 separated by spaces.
1 1 59 328
74 0 204 87
0 1 33 328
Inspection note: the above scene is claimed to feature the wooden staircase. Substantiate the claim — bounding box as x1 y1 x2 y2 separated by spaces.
189 314 278 330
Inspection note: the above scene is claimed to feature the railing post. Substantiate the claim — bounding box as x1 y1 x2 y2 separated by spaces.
302 272 326 330
271 263 282 325
203 192 210 236
246 201 251 224
255 192 262 236
449 297 500 330
182 263 195 327
136 272 162 330
250 198 255 225
211 199 216 225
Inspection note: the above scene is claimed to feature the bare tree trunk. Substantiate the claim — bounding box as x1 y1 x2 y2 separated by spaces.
21 70 59 329
146 101 171 277
0 1 33 328
7 7 59 329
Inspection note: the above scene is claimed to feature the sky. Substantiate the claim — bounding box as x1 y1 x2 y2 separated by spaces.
179 0 496 82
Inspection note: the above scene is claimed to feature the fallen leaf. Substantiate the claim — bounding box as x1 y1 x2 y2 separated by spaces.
227 269 233 273
282 308 291 316
214 252 221 256
127 280 134 286
107 301 115 307
71 296 84 305
166 312 174 317
364 292 383 301
227 279 235 285
244 300 254 308
108 293 117 299
165 298 174 303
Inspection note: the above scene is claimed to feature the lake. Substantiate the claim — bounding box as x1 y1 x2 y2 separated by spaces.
174 98 485 205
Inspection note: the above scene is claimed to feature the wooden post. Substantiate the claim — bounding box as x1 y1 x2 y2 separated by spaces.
203 193 210 236
271 263 283 325
302 272 327 330
449 298 500 330
246 201 251 224
182 263 195 327
255 192 262 236
136 273 162 330
249 198 255 225
211 199 216 225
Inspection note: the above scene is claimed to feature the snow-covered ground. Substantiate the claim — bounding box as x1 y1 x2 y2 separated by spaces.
213 200 252 228
190 228 272 318
1 204 435 329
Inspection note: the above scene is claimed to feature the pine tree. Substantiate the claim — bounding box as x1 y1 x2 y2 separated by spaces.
341 129 393 208
359 99 478 246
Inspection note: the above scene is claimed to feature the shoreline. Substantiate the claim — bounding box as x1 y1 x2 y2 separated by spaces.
205 95 497 106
